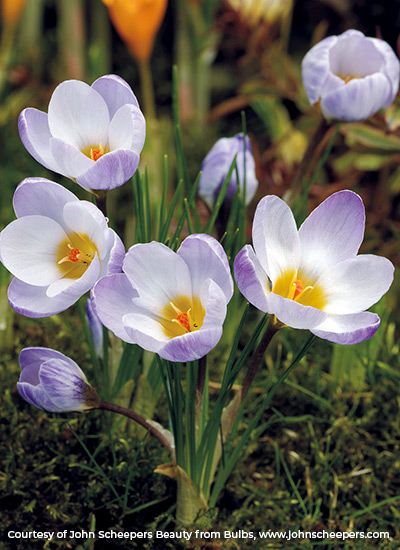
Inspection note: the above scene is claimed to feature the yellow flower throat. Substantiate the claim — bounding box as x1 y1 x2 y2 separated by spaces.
272 269 327 310
160 295 205 339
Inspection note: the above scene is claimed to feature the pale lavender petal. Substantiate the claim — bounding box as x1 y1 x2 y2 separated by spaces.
159 327 223 362
234 245 270 312
0 216 67 285
311 311 380 344
370 37 400 100
123 313 168 350
298 190 365 281
321 73 393 121
177 234 233 302
108 104 146 153
91 74 140 118
252 195 300 283
328 31 384 79
18 108 63 174
301 35 338 104
317 255 394 314
103 231 125 276
8 278 78 318
123 242 192 314
268 292 327 329
17 381 60 412
76 149 140 191
39 359 90 411
19 347 84 381
86 298 104 357
92 273 139 343
49 138 94 178
13 178 78 222
48 80 110 149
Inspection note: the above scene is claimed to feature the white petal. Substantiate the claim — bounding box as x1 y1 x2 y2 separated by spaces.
0 216 67 285
49 138 94 178
252 195 300 283
318 255 394 314
48 80 110 150
177 234 233 302
92 273 139 343
298 190 365 281
123 242 192 314
268 292 327 329
46 254 100 298
91 74 140 118
301 35 338 104
62 202 107 259
108 104 146 153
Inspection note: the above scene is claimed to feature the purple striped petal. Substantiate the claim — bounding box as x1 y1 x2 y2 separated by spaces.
311 311 380 344
234 245 270 312
76 149 140 191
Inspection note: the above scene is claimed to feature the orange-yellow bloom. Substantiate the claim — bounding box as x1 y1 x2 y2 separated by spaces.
1 0 27 26
102 0 167 62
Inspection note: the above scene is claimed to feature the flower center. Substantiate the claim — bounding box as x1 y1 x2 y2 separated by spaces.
90 143 104 161
272 269 327 310
57 233 98 279
338 73 359 84
81 143 107 161
160 295 205 339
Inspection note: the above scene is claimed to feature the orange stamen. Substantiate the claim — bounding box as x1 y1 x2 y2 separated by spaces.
90 143 104 162
293 280 303 300
67 247 80 263
175 312 191 332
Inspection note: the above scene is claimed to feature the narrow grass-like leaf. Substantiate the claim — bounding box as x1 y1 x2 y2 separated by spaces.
204 155 237 234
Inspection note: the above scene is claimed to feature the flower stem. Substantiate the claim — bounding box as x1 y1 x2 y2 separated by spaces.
94 192 108 218
241 316 282 403
138 58 156 120
195 355 207 428
99 400 172 452
290 118 331 200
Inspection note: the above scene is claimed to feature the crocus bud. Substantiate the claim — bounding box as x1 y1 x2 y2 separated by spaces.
102 0 167 62
198 133 259 209
1 0 27 26
302 29 400 122
17 348 101 413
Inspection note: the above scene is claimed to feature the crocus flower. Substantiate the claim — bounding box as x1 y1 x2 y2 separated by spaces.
302 30 400 122
92 234 233 362
0 178 124 318
199 133 258 209
234 191 394 344
17 347 100 412
18 74 146 192
102 0 167 62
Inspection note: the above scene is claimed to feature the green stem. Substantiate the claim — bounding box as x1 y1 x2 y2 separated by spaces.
195 355 207 428
290 118 331 200
241 317 282 403
138 58 156 120
99 400 172 452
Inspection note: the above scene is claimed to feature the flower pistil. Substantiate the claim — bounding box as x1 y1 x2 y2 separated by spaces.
57 234 98 278
273 270 327 309
160 296 205 338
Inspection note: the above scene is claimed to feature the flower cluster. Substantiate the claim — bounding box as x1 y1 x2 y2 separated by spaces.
0 51 396 417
